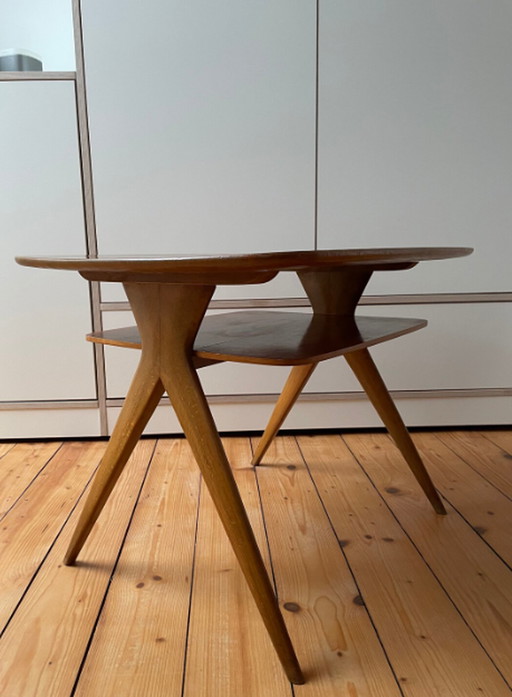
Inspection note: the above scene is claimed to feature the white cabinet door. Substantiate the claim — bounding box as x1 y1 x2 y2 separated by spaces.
0 81 96 402
82 0 316 302
317 0 512 294
308 303 512 393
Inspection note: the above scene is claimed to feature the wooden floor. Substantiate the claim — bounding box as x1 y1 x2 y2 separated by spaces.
0 430 512 696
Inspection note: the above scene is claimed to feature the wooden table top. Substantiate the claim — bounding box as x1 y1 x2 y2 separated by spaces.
16 247 473 284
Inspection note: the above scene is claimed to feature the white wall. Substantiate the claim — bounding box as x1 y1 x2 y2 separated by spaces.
318 0 512 295
82 0 316 305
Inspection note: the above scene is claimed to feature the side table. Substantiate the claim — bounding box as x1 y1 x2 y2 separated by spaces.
16 247 472 683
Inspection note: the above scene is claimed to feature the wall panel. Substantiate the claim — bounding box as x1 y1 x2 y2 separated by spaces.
317 0 512 294
82 0 316 288
0 81 96 404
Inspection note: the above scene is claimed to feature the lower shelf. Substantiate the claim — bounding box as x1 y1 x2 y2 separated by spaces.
87 312 427 365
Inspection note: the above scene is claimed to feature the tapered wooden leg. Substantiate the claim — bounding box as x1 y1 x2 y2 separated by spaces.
121 281 304 684
344 348 446 515
252 363 317 466
64 361 165 565
160 356 304 683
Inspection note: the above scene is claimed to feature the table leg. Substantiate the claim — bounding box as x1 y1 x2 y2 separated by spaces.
64 362 164 565
344 348 446 515
252 363 317 465
123 282 304 684
160 356 304 683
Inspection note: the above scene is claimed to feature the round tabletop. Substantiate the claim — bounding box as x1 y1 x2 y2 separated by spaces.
16 247 473 285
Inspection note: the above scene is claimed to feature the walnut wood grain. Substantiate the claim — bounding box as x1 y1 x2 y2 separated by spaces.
87 312 427 365
298 267 373 314
16 246 473 282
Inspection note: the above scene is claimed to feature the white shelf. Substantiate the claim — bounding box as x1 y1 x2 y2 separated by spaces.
0 71 75 81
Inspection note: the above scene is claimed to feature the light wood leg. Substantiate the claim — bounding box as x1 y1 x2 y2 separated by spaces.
160 357 304 683
252 363 317 466
344 348 446 515
123 282 304 684
64 361 164 565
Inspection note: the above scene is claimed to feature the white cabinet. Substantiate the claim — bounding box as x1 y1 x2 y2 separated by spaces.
309 303 512 393
310 0 512 427
0 81 96 403
81 0 316 302
317 0 512 294
1 0 510 436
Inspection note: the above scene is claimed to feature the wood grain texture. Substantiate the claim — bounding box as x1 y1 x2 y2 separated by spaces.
0 442 15 458
254 435 402 696
344 348 445 514
124 282 303 684
412 433 512 566
0 440 154 697
484 430 512 455
298 434 512 697
437 431 512 498
53 278 303 683
1 433 512 696
298 267 372 314
15 247 473 278
87 313 427 365
252 364 317 465
0 441 62 518
0 441 105 630
184 438 290 697
74 439 199 697
64 360 164 564
344 432 512 686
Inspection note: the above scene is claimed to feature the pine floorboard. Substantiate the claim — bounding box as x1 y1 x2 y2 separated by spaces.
0 430 511 696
